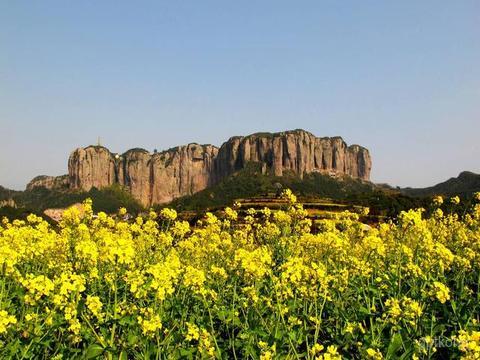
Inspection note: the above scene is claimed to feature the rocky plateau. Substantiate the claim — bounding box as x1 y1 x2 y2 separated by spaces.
26 130 372 205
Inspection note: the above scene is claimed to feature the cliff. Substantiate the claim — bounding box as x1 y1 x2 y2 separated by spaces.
215 130 371 180
32 130 372 205
67 144 219 205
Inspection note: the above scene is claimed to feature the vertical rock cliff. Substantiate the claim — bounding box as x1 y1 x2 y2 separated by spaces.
215 130 371 180
68 144 219 206
64 129 372 205
68 146 117 190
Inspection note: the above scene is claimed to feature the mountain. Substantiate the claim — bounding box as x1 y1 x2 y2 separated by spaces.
0 185 19 199
26 175 69 191
27 129 372 206
0 185 19 208
402 171 480 197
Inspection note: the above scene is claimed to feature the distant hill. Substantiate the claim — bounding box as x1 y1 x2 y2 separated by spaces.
402 171 480 197
0 185 20 201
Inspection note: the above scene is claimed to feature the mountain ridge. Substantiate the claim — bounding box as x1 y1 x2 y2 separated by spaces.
401 171 480 197
27 129 372 205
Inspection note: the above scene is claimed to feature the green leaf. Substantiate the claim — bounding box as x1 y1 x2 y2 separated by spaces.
85 343 105 359
127 333 139 346
179 348 194 359
386 333 403 359
359 306 371 315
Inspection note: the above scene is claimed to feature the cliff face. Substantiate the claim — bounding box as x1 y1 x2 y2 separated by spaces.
68 144 218 206
68 146 117 190
65 129 371 205
215 130 371 180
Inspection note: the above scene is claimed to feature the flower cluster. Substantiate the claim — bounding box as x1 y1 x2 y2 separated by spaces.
0 193 479 358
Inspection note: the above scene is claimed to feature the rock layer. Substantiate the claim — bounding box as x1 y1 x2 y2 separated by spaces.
44 130 371 205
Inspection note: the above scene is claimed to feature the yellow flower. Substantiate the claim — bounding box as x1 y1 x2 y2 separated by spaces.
234 247 272 280
474 192 480 202
224 207 238 221
86 295 103 318
147 252 182 301
310 343 325 355
433 196 444 206
260 351 273 360
183 266 206 294
24 312 38 322
138 312 162 337
366 348 383 359
273 210 292 226
21 274 55 305
160 208 177 221
450 196 460 205
383 297 422 325
281 189 297 204
431 281 450 304
171 221 190 238
384 298 402 320
3 197 480 357
210 265 228 280
324 345 341 360
199 328 215 356
0 310 17 334
453 330 480 358
185 322 200 341
259 342 276 360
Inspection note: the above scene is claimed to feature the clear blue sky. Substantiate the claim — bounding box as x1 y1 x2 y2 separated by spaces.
1 1 479 190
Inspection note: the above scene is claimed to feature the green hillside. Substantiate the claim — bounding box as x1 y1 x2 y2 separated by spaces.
0 185 143 220
402 171 480 197
166 163 426 217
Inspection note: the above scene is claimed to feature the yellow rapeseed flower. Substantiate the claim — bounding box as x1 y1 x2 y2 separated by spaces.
0 310 17 334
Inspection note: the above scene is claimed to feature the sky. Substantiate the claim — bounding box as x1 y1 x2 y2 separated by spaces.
1 1 479 190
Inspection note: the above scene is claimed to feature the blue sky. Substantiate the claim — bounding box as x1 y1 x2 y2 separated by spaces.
1 1 479 190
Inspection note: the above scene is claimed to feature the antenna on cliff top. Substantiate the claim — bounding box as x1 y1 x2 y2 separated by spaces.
97 136 102 147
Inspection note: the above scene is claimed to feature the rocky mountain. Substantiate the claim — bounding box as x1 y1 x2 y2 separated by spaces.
28 129 372 205
26 175 69 191
215 130 371 180
67 144 219 205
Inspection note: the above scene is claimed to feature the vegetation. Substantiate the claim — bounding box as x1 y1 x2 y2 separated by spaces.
344 191 429 219
1 191 480 358
3 167 479 223
0 185 143 221
402 171 480 198
0 206 57 225
0 186 19 201
167 164 427 218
